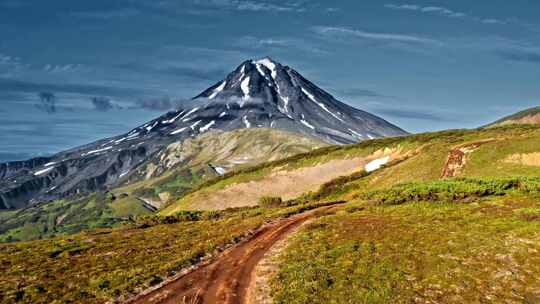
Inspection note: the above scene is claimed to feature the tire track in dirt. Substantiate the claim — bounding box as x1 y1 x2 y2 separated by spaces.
441 139 495 178
129 204 341 304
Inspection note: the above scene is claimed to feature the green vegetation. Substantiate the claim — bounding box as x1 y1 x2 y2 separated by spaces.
360 176 540 205
271 177 540 303
165 125 540 213
4 125 540 302
258 196 284 208
130 167 207 201
0 128 326 242
0 193 151 243
0 200 342 304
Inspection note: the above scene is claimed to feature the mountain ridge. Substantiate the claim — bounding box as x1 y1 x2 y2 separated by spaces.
488 106 540 127
0 57 406 210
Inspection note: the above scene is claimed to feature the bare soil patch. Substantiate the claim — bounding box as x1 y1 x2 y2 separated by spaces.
502 113 540 126
442 139 495 178
504 152 540 167
185 148 405 210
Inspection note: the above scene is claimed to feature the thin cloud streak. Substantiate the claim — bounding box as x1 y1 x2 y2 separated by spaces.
496 49 540 64
384 3 506 24
312 26 441 45
337 88 394 99
374 108 460 122
234 36 328 55
137 0 306 14
69 8 141 19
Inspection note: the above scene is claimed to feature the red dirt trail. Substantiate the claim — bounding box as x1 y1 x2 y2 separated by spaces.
129 205 338 304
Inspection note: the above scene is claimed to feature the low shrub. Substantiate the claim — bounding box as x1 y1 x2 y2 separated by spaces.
258 196 283 208
359 177 540 205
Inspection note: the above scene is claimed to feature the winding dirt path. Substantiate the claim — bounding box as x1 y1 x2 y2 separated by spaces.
130 204 339 304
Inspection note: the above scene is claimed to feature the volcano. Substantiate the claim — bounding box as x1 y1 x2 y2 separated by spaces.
0 57 406 209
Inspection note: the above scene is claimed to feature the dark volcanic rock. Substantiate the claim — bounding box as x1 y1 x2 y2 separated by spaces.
0 58 407 210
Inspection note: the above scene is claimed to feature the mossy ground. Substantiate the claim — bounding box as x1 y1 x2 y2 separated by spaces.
271 179 540 303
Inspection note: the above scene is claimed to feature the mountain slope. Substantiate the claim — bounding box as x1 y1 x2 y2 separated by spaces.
488 106 540 127
161 124 540 213
0 57 405 210
0 128 325 242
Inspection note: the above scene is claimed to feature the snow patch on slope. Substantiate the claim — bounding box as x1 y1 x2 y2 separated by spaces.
348 128 364 140
241 77 251 100
209 81 227 99
243 116 251 128
182 107 200 122
200 120 215 132
83 146 113 156
256 58 277 79
300 114 315 130
34 167 54 176
301 87 345 122
190 120 202 130
365 156 390 172
162 110 184 124
170 127 188 135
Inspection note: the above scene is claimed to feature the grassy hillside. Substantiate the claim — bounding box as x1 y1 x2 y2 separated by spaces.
0 201 336 304
489 106 540 127
270 177 540 303
2 125 540 303
0 128 325 242
0 193 152 243
162 125 540 213
116 128 326 204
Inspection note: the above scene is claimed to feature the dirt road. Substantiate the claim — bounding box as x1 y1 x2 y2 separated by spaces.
130 205 338 304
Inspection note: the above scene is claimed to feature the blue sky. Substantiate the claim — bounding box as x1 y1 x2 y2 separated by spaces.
1 0 539 161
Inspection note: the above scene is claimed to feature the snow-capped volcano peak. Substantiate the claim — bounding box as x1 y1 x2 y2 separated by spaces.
0 58 407 209
255 57 278 79
191 58 406 144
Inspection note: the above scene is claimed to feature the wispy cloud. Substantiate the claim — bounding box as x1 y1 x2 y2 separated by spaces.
142 0 307 13
115 62 228 81
496 49 540 64
69 8 140 19
0 53 25 71
233 1 304 12
0 77 146 97
134 97 176 111
312 26 440 45
43 64 83 73
384 3 506 25
234 36 328 54
0 53 20 64
374 108 458 122
337 88 394 99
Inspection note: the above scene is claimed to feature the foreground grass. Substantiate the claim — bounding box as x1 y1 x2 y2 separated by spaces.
0 201 338 304
271 178 540 303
